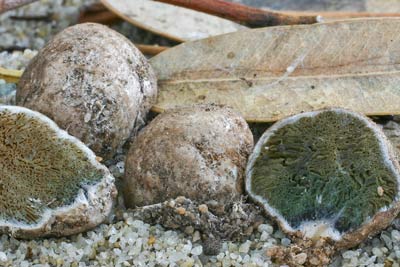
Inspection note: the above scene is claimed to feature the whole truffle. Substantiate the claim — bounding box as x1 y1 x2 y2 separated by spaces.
246 108 400 249
123 105 254 208
16 23 157 161
0 105 116 239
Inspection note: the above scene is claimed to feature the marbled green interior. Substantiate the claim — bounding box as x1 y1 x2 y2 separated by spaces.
251 111 398 232
0 110 103 224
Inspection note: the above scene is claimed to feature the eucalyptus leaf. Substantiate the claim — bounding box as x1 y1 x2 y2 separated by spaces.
150 18 400 122
101 0 246 42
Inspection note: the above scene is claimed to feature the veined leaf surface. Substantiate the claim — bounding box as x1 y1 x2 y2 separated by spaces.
101 0 246 42
150 18 400 122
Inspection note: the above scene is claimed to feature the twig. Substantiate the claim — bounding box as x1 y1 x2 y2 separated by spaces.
284 10 400 19
10 14 52 21
153 0 319 27
0 0 37 14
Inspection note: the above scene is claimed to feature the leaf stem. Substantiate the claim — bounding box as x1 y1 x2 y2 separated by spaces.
153 0 319 27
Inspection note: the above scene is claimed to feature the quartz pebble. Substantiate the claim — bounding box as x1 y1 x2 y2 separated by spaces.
0 251 7 262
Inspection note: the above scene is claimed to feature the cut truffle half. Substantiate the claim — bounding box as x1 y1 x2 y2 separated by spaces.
0 105 116 238
246 108 400 248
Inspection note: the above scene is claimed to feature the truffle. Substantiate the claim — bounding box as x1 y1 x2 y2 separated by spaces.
246 108 400 249
16 23 157 161
0 105 116 238
123 105 253 208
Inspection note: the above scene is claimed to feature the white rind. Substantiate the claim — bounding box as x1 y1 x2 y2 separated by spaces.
246 108 400 241
0 105 117 238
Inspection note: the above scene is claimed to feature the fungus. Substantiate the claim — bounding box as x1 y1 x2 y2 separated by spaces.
123 105 253 209
0 105 116 238
16 23 157 161
246 108 400 248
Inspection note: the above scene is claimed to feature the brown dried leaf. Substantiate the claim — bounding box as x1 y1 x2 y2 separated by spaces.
100 0 246 42
150 18 400 122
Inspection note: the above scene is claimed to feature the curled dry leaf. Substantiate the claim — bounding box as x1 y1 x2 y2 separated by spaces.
151 18 400 122
100 0 246 42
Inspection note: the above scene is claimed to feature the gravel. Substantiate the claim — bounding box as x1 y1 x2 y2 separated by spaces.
2 1 400 266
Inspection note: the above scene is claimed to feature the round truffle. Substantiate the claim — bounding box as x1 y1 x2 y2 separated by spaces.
16 23 157 161
123 105 254 208
0 105 116 239
246 108 400 249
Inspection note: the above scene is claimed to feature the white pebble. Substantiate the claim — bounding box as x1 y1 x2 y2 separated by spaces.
0 252 7 262
257 224 273 234
392 230 400 242
239 241 251 254
372 247 383 257
191 246 203 256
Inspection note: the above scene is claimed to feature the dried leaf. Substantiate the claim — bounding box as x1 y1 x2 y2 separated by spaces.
100 0 246 42
0 67 22 83
150 18 400 122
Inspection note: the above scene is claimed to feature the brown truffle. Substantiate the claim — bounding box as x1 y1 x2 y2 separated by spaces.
123 105 253 208
16 23 157 161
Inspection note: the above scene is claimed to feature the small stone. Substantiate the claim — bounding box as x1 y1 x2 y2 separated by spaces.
372 247 384 257
176 196 186 204
0 252 7 262
222 258 231 267
293 253 307 265
147 236 156 246
185 226 195 235
260 232 269 242
258 224 274 234
381 233 393 249
230 253 238 260
342 250 359 259
217 253 225 261
281 238 291 247
239 241 251 254
191 246 203 256
192 231 201 242
167 200 176 208
273 230 285 239
176 207 186 215
392 230 400 242
181 258 195 267
309 257 320 266
198 204 209 214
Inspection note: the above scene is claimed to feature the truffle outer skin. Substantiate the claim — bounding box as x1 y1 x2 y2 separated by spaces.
0 105 117 239
16 23 157 161
246 108 400 249
123 105 254 208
